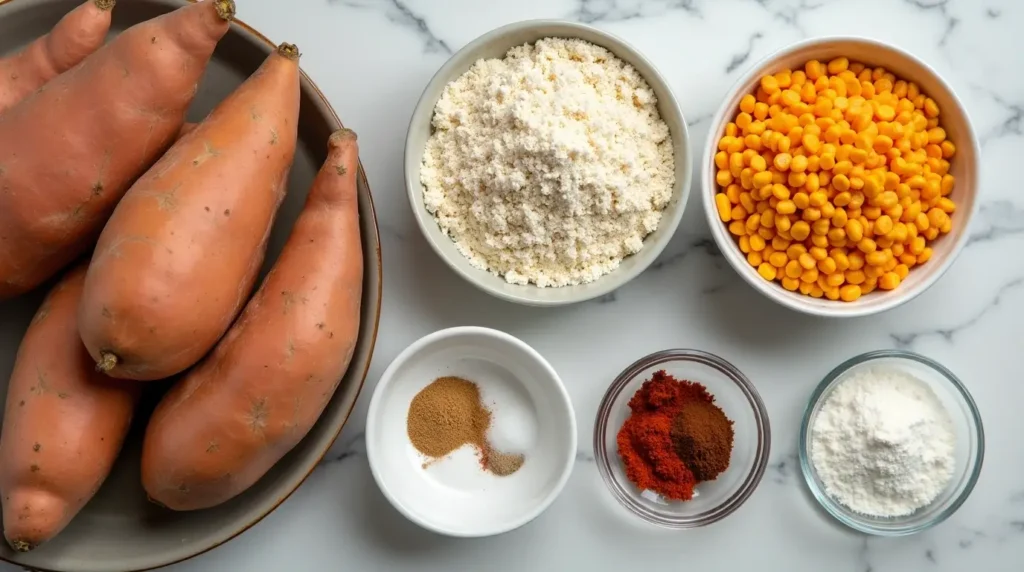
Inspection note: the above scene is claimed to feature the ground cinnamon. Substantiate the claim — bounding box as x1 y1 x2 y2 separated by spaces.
406 376 525 477
670 399 734 482
406 376 490 458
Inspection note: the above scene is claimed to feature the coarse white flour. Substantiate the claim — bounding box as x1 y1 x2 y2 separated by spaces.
809 366 956 518
420 37 675 287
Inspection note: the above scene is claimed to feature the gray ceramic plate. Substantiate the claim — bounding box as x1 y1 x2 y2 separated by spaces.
0 1 383 570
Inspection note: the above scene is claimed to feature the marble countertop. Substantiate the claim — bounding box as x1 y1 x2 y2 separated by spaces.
9 0 1024 570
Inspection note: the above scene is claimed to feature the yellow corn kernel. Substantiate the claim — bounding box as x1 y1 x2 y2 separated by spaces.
798 252 817 270
752 171 773 189
857 237 877 254
802 267 820 284
827 57 849 75
827 228 847 245
826 272 846 287
874 215 894 236
791 221 811 241
879 272 901 290
846 219 865 242
792 192 810 210
839 284 862 302
776 214 793 233
762 210 777 229
731 205 748 221
739 191 756 213
787 244 807 259
729 221 747 236
769 251 789 268
811 218 830 236
756 263 777 281
824 286 842 301
788 172 808 188
747 251 763 267
726 184 742 204
785 260 803 279
864 264 883 279
799 281 815 295
750 154 768 172
739 235 752 254
740 94 757 114
717 170 733 187
749 234 767 252
715 194 732 222
927 207 946 229
817 256 838 274
776 199 797 215
923 97 939 118
746 215 763 235
808 246 827 262
894 264 910 279
866 250 889 267
917 247 933 264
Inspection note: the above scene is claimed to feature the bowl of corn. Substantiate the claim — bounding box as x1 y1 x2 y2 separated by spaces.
702 37 979 317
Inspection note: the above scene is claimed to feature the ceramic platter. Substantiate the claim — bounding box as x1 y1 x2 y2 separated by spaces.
0 0 382 570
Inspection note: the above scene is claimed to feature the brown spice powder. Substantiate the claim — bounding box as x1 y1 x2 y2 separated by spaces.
407 376 491 457
484 446 525 477
670 399 734 482
407 376 525 477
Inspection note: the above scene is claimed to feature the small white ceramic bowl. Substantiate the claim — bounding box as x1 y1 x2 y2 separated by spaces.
703 37 980 318
405 20 692 307
366 327 576 537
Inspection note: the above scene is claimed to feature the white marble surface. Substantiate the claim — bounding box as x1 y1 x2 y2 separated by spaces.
9 0 1024 569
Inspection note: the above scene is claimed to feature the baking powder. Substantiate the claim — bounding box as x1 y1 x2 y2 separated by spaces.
809 366 956 518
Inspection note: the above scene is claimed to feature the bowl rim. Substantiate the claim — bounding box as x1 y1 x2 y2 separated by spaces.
0 1 383 570
701 35 982 318
365 325 578 538
797 349 986 536
403 18 693 307
593 349 771 528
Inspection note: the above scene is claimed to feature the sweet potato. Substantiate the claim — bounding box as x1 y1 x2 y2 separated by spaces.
78 43 302 381
0 263 139 552
142 129 363 511
0 0 114 114
0 0 235 300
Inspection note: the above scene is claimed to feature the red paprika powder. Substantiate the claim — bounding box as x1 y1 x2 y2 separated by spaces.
615 370 716 501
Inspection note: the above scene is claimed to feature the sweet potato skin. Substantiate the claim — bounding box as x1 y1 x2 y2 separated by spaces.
0 0 115 115
78 44 301 381
142 130 363 511
0 0 235 300
0 263 138 552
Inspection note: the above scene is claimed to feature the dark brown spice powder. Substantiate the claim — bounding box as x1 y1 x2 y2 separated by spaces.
670 399 734 482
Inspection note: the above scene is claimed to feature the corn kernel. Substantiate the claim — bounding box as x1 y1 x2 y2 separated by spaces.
839 284 862 302
758 263 778 281
879 272 901 290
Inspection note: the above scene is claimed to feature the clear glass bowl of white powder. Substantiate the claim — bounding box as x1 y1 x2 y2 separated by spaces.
799 350 984 536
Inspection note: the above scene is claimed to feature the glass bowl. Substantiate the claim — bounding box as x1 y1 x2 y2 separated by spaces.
798 350 985 536
594 349 771 528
